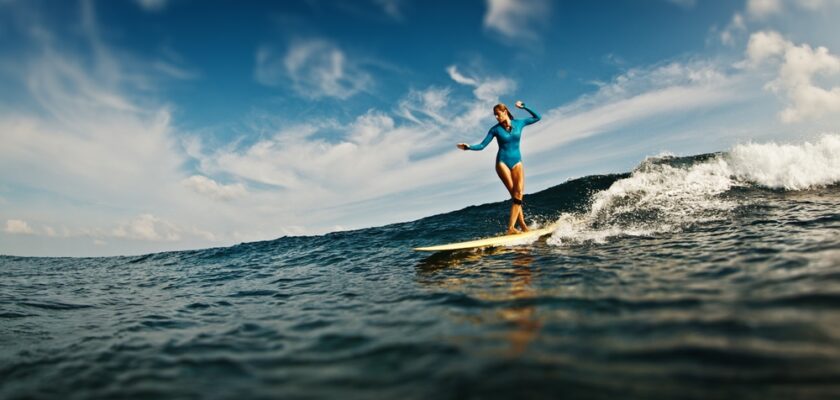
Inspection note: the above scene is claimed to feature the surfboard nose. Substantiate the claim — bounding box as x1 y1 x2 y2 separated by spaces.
413 223 558 252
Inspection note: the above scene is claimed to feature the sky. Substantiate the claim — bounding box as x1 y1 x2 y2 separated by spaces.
2 0 840 257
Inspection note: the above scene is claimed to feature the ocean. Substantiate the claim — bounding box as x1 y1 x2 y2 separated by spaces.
2 135 840 399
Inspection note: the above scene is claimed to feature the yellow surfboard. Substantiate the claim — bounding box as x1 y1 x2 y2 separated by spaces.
413 223 558 252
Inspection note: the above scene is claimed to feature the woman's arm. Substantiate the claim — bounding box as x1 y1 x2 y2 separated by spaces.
467 129 495 151
522 106 540 125
515 100 541 125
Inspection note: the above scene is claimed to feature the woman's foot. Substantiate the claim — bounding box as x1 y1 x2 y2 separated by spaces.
507 228 522 235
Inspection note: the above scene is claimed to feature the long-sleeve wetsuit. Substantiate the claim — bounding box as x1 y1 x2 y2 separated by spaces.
467 105 541 169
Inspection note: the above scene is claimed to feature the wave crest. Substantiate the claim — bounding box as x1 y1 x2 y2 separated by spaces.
728 134 840 190
547 134 840 246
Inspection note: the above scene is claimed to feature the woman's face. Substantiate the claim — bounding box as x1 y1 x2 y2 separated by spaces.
495 110 510 125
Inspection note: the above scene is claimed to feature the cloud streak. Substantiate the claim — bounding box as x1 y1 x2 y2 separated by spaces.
746 0 840 19
135 0 168 12
4 219 34 235
255 39 372 99
373 0 405 20
182 175 247 201
483 0 549 42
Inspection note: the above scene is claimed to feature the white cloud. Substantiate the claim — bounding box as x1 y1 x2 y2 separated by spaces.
523 61 740 161
0 2 233 255
746 0 840 18
483 0 549 42
747 0 783 18
373 0 405 19
666 0 696 7
182 175 247 201
255 39 372 99
152 60 198 80
183 67 520 230
198 114 419 197
0 51 184 208
446 65 516 102
445 65 517 130
446 66 479 86
397 86 451 124
5 219 34 234
43 226 57 237
112 214 180 241
574 61 727 109
350 109 396 145
1 214 217 243
746 31 789 65
720 13 746 46
746 31 840 122
254 46 282 86
135 0 167 12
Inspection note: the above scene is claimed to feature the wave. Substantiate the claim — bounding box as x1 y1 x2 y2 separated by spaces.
546 134 840 246
728 134 840 190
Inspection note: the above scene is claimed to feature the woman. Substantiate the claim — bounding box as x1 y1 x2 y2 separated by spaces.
457 100 541 234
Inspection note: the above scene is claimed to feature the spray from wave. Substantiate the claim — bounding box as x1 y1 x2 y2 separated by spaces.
547 134 840 246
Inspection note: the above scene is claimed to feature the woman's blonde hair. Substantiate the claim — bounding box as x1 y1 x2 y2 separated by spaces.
493 103 514 120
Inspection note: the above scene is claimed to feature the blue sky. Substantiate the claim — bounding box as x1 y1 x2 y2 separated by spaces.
2 0 840 256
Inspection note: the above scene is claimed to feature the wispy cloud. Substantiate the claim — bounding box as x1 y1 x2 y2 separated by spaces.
524 61 742 160
665 0 696 8
719 13 746 46
152 60 199 80
446 65 516 102
746 0 840 19
445 65 516 129
255 39 372 99
2 50 182 194
112 214 181 241
0 1 224 254
182 175 247 201
194 64 515 222
135 0 168 13
4 219 34 235
483 0 549 42
397 86 451 124
747 0 783 18
373 0 406 20
186 65 518 229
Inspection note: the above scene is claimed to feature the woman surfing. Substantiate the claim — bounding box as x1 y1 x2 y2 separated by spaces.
457 100 541 235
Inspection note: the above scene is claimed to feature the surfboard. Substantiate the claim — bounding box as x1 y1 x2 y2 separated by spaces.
413 223 558 252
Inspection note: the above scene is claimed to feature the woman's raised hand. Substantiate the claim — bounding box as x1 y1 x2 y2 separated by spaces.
515 100 524 109
456 143 469 150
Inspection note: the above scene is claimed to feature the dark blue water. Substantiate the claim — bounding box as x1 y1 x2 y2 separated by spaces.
3 148 840 399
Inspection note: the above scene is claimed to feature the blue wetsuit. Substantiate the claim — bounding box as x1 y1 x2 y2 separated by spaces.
467 105 541 169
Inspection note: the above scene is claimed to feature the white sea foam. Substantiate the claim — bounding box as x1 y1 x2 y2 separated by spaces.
727 134 840 190
547 134 840 246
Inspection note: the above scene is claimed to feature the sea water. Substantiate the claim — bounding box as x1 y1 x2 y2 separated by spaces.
2 135 840 399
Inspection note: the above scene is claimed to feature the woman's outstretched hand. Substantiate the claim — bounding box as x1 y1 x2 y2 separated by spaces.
515 100 525 109
456 143 469 150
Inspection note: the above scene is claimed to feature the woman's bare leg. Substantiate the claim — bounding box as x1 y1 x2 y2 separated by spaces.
496 162 523 234
511 162 528 232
